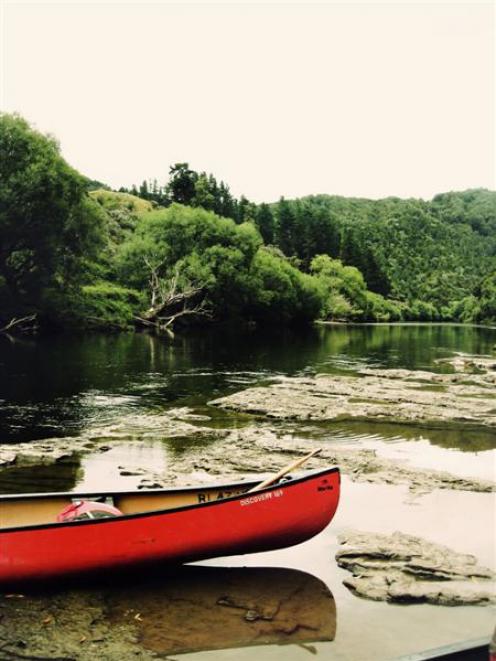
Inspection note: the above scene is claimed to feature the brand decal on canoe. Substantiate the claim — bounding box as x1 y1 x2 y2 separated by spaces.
240 489 284 507
197 490 244 503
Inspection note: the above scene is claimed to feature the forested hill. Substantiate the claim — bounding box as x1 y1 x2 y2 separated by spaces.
0 113 495 333
117 168 496 324
262 192 496 311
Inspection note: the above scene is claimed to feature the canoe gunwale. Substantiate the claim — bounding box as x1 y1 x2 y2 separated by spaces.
0 466 340 535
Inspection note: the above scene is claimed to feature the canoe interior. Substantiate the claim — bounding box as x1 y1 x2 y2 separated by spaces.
0 482 254 531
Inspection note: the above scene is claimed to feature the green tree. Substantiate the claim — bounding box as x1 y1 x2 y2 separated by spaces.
116 204 322 325
237 195 257 224
255 203 275 244
166 163 198 205
475 271 496 322
139 180 149 200
192 173 216 210
0 113 104 320
218 181 236 219
276 197 296 256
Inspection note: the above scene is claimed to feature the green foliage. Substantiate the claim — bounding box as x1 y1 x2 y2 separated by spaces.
119 204 261 273
117 204 323 324
311 255 367 320
255 203 276 244
37 281 144 330
431 189 496 242
0 113 105 322
276 197 297 256
117 204 262 310
475 271 496 322
268 191 495 322
90 189 154 252
364 291 403 322
166 163 198 205
405 300 440 322
247 248 324 323
76 282 143 329
90 189 154 215
310 254 402 322
124 163 247 223
84 178 111 192
2 113 494 330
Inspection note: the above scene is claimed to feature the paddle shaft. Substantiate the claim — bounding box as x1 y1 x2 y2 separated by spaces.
248 448 322 493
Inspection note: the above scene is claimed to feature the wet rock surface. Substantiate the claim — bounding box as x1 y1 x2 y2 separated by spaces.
0 591 151 661
210 367 496 428
0 400 494 506
132 427 495 494
0 410 225 468
434 354 496 375
336 530 496 606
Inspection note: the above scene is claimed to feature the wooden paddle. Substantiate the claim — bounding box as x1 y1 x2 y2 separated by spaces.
248 448 322 493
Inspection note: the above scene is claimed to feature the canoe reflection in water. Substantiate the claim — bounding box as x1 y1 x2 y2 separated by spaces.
107 565 336 656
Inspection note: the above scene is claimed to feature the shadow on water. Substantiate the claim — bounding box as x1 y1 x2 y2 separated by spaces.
105 565 336 655
0 456 81 494
11 565 336 657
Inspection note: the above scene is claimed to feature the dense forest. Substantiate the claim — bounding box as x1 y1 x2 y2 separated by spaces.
1 114 495 335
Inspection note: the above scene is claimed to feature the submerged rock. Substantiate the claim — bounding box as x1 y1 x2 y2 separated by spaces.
210 368 496 428
134 426 495 495
336 530 496 606
0 410 224 468
435 354 496 375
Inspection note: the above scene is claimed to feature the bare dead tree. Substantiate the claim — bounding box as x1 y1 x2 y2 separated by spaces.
135 261 211 337
0 314 38 336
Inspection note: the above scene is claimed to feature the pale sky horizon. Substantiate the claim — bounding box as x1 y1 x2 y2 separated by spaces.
1 1 494 202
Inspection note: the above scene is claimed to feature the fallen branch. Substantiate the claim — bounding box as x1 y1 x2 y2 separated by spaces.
136 262 211 336
135 302 212 338
0 314 38 335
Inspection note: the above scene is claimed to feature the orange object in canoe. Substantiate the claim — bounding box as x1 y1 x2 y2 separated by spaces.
0 467 340 584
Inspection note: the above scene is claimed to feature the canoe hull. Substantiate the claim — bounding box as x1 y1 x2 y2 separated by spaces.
0 468 340 583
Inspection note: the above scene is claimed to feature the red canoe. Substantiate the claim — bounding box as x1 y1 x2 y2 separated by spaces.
0 467 340 583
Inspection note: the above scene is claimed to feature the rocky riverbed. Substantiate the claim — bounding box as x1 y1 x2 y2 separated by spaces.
210 363 496 428
0 409 226 468
336 530 495 605
1 355 495 660
1 422 494 495
123 425 494 494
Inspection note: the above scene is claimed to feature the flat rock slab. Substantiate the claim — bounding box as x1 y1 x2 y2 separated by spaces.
210 368 496 428
0 410 224 467
336 530 496 606
435 354 496 375
134 427 495 494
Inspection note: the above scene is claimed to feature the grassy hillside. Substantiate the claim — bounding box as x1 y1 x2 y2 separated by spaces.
89 189 154 249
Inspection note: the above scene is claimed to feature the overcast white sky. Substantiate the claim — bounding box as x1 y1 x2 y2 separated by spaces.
1 1 494 201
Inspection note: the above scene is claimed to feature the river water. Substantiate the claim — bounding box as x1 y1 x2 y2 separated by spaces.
0 324 495 660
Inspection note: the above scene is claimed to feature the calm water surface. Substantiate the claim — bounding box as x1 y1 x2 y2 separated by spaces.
1 323 495 443
0 324 495 660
